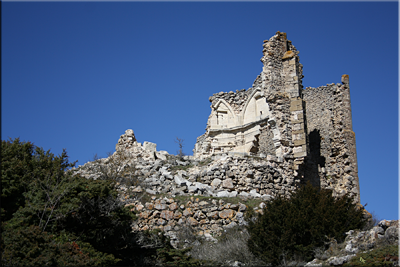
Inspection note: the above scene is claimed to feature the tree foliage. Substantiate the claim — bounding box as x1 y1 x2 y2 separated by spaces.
1 138 135 266
247 182 367 266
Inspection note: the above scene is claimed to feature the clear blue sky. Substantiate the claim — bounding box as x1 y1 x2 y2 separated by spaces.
2 2 398 221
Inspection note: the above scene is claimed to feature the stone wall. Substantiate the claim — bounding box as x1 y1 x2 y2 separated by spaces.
128 196 253 247
303 75 360 202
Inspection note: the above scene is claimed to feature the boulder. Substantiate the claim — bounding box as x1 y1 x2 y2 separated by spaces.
143 141 157 153
216 191 230 197
222 178 234 189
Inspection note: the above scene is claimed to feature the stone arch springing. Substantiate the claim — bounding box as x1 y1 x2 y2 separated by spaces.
241 89 271 125
210 99 237 129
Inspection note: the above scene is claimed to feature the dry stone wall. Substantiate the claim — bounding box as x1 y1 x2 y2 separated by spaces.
127 196 255 247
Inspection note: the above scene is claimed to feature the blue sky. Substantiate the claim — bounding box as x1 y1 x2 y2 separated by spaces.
2 2 398 221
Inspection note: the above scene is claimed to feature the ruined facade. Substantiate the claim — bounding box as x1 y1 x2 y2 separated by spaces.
193 32 360 202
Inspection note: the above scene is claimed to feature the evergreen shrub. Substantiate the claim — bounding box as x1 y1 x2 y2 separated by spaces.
247 182 367 266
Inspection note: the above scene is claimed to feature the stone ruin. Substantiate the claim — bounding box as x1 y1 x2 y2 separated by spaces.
194 31 360 202
74 31 363 243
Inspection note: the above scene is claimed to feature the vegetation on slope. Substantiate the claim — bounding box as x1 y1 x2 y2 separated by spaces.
2 138 394 266
246 182 367 266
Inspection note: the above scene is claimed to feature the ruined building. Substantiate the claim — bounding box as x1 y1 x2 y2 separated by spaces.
193 31 360 202
74 32 362 239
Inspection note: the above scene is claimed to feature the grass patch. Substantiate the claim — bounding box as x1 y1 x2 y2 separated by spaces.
343 244 398 266
171 195 265 210
198 157 212 166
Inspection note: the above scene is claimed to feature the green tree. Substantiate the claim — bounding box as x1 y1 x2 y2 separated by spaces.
1 138 37 221
247 182 367 266
2 225 118 266
1 138 136 266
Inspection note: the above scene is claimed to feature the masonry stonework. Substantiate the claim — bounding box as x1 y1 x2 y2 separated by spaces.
193 31 360 202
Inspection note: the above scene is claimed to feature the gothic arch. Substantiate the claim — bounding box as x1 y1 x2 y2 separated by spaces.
241 89 270 125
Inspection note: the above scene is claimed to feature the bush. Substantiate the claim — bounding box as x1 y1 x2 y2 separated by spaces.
190 226 264 266
247 182 367 266
1 225 119 266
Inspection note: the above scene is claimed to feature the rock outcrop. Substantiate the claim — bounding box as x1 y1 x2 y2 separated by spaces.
305 220 399 266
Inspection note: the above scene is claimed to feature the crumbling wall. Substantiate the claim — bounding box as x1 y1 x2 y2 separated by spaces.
193 32 360 202
303 75 360 201
193 32 308 182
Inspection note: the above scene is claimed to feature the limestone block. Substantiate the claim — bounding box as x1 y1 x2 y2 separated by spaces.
384 226 399 243
132 186 143 193
293 123 303 131
143 141 157 152
249 189 261 198
198 219 209 225
176 160 188 166
211 178 222 187
173 211 182 220
217 191 230 197
156 152 167 161
206 211 219 219
228 191 238 197
261 194 273 201
219 209 235 219
199 201 208 206
187 217 198 226
145 203 154 210
174 175 189 187
341 74 349 84
139 210 152 219
135 203 144 211
169 202 179 211
229 204 239 210
290 99 303 112
154 200 167 210
146 189 156 195
293 136 306 146
183 208 193 217
282 50 295 60
157 218 167 226
160 210 174 221
222 178 234 189
226 170 235 177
